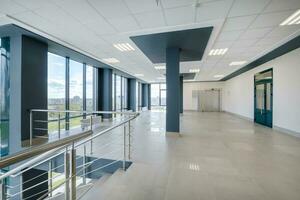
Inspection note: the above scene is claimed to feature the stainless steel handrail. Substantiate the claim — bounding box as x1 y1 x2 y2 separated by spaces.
0 109 139 180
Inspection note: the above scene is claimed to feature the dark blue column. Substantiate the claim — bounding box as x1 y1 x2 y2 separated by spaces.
166 47 180 132
142 83 148 108
147 84 151 110
97 68 112 119
180 75 183 114
127 79 137 112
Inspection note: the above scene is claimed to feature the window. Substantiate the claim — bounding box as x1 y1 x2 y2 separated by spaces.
151 84 160 106
116 75 122 111
47 53 66 133
112 74 115 111
122 77 127 110
150 83 167 107
86 65 94 111
69 60 83 128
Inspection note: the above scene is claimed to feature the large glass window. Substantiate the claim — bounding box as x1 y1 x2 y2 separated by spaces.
151 84 160 106
122 77 127 110
69 60 83 128
112 74 115 111
150 83 166 107
0 37 10 157
47 53 66 133
116 75 122 111
86 65 94 111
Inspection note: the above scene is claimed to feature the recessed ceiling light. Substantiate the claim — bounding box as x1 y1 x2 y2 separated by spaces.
229 61 247 66
189 69 200 73
209 48 228 56
157 77 165 80
214 74 224 78
154 65 166 70
113 43 135 52
134 73 144 77
102 58 120 63
280 9 300 26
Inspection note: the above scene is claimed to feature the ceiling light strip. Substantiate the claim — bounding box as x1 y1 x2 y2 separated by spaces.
280 9 300 26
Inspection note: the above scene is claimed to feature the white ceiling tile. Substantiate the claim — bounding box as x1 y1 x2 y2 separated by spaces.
134 11 166 29
240 27 273 40
223 15 257 31
107 15 140 32
165 5 195 26
0 0 27 14
53 0 102 25
217 30 244 41
231 39 258 48
265 26 300 39
161 0 196 9
213 41 234 48
264 0 300 12
88 0 131 19
228 0 271 17
196 0 233 22
13 0 52 10
84 18 117 36
124 0 162 13
250 10 295 28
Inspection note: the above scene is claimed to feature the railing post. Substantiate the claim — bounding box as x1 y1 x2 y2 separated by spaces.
29 110 33 146
128 121 131 160
70 143 77 200
123 123 126 171
82 145 87 185
90 115 93 155
58 113 61 139
64 148 70 200
49 160 53 197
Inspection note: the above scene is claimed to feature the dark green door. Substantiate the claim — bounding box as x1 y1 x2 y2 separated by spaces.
254 70 273 127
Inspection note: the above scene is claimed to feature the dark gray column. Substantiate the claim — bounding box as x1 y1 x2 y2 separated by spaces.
127 79 136 112
166 47 180 132
10 35 48 143
180 76 183 114
147 84 151 110
142 83 148 109
97 68 112 119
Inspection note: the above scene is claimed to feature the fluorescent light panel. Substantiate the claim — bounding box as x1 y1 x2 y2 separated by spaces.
102 58 120 63
134 73 144 77
280 9 300 26
209 48 228 56
154 65 166 70
214 74 224 78
189 69 200 73
157 77 165 80
113 43 135 52
229 61 247 66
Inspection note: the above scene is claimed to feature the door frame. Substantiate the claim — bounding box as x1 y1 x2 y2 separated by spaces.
254 68 273 127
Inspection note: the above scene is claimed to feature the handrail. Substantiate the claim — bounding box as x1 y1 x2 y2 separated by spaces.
0 110 139 180
30 109 136 115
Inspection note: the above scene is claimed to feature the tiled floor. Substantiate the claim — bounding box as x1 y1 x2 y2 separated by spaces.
82 110 300 200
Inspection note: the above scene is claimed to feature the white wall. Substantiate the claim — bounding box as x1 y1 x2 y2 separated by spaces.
223 48 300 134
183 82 224 110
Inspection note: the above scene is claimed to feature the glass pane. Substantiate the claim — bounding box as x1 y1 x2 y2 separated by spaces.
48 53 66 133
160 83 166 90
256 84 265 110
122 77 127 110
112 74 115 111
255 70 272 81
266 83 271 111
69 60 83 128
139 83 142 109
116 75 121 111
135 82 139 111
160 90 166 106
86 65 94 111
151 84 160 106
0 37 10 157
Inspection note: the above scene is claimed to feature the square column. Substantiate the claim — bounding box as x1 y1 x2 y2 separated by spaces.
127 79 137 112
180 75 183 114
166 47 180 132
97 68 112 119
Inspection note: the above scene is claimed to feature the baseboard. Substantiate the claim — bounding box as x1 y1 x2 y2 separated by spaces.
274 126 300 138
224 111 253 122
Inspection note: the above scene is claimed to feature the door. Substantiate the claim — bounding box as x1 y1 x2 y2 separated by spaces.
254 69 273 127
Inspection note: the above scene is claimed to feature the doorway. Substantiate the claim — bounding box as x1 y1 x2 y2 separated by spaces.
254 69 273 127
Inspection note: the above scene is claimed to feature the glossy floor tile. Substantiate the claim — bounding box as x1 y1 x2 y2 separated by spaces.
83 111 300 200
